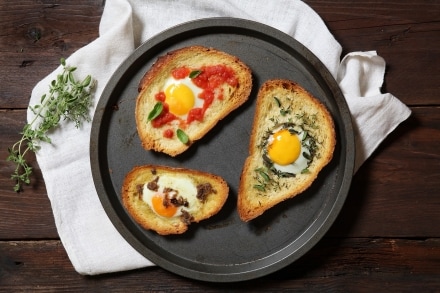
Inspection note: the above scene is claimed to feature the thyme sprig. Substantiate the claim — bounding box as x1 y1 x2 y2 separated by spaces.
7 58 95 192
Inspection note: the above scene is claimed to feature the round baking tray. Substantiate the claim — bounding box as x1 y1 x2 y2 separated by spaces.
90 17 355 282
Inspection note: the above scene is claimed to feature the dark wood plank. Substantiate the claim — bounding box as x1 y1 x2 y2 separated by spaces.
0 110 57 239
0 1 439 108
306 0 440 106
1 238 439 291
329 106 440 237
0 0 439 291
1 106 439 239
0 0 103 108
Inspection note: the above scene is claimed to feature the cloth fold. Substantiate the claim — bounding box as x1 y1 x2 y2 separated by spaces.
337 51 411 171
28 0 411 275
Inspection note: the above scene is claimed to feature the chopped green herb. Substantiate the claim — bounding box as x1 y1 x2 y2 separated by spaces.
254 107 323 193
280 108 290 116
288 128 299 135
256 168 270 182
302 131 308 141
301 168 311 174
147 102 163 122
176 129 189 144
253 184 266 191
273 96 291 116
304 151 312 161
296 112 318 129
278 171 296 178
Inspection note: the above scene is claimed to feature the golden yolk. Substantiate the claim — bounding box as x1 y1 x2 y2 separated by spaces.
164 83 195 116
151 194 178 218
268 129 301 165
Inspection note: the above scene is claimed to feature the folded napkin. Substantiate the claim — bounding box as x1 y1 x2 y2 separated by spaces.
28 0 411 275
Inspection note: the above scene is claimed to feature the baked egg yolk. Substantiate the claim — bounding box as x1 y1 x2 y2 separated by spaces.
151 194 178 218
267 129 301 165
164 83 195 116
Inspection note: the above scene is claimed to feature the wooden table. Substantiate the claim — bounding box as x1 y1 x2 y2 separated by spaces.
1 1 439 291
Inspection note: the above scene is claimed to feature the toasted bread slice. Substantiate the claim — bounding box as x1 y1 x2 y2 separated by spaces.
136 46 252 156
122 165 229 235
237 79 336 221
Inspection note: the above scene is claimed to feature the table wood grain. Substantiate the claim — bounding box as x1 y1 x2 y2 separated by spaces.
1 1 439 291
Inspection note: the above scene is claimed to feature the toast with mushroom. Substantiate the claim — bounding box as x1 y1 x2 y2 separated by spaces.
122 165 229 235
237 79 336 221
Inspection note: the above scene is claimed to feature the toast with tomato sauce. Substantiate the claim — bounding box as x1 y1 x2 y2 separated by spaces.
135 46 252 156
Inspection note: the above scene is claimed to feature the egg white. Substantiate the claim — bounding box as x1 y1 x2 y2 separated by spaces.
142 174 200 218
266 126 311 175
162 76 204 120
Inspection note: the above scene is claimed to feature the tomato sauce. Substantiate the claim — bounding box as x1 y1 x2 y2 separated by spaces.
187 108 204 123
150 103 176 128
163 128 174 138
155 92 166 102
151 64 238 138
171 67 190 79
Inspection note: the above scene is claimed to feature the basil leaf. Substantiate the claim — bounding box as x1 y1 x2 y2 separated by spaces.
176 129 189 144
147 102 163 122
189 70 202 79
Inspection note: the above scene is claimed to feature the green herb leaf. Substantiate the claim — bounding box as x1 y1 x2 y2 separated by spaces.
301 168 311 174
302 131 308 141
280 108 291 116
147 102 163 122
189 70 202 79
81 75 92 87
253 184 266 191
279 171 295 178
273 96 281 107
176 129 189 144
303 151 311 161
256 168 270 182
6 59 95 192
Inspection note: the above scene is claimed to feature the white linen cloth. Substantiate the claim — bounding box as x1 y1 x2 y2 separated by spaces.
28 0 411 275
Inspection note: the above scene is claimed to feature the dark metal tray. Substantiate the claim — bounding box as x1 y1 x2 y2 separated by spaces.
90 18 355 282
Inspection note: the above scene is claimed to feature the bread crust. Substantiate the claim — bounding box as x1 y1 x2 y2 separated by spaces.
122 165 229 235
135 46 252 156
237 79 336 221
